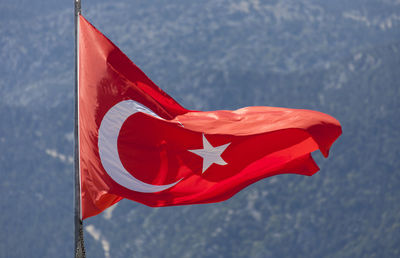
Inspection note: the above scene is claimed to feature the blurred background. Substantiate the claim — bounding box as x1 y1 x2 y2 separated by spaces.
0 0 399 257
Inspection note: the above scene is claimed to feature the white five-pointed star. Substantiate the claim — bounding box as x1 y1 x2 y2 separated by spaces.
188 134 231 174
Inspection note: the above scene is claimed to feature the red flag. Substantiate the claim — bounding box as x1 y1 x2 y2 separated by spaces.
79 15 342 220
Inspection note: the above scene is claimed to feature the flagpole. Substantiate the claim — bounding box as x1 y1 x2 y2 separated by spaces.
74 0 86 257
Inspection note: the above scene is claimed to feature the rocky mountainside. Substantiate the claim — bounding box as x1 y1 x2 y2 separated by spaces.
0 0 399 257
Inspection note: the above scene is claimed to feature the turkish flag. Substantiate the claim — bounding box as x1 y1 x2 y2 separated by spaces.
79 15 342 220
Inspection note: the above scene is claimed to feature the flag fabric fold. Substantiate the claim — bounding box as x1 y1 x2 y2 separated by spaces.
78 15 342 220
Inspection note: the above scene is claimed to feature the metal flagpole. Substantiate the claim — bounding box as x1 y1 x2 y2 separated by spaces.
74 0 86 257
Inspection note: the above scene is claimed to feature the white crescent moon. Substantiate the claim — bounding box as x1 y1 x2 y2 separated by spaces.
98 100 182 193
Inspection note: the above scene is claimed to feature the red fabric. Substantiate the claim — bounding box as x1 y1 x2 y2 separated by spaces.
79 15 342 220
